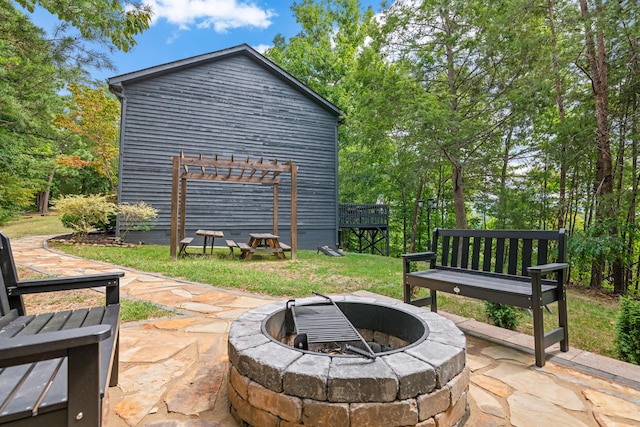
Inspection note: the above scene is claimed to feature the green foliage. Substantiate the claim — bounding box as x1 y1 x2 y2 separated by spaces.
14 0 152 53
484 302 522 330
117 201 158 242
53 195 116 241
568 222 633 285
614 296 640 365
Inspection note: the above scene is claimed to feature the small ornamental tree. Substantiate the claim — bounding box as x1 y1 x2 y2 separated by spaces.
54 195 116 242
117 202 158 242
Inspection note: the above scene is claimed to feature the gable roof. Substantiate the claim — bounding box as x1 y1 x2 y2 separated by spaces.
107 43 341 117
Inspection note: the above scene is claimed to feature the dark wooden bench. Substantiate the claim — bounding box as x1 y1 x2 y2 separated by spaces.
402 229 569 367
0 232 123 426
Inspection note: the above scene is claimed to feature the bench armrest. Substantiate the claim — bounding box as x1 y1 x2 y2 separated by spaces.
528 263 569 275
401 251 437 263
0 325 111 368
7 272 123 305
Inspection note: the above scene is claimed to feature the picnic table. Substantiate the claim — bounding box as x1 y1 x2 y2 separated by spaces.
241 233 287 260
195 229 224 254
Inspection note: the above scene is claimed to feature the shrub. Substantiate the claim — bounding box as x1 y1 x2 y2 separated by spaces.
53 195 116 242
615 296 640 365
484 302 522 330
117 201 158 242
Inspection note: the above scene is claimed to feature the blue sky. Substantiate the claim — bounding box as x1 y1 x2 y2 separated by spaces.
25 0 384 83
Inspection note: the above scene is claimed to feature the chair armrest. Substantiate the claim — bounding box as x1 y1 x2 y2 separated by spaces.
401 251 437 263
0 325 111 368
7 272 123 306
528 263 569 275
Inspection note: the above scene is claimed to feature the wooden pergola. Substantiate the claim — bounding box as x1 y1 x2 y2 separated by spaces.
170 153 298 260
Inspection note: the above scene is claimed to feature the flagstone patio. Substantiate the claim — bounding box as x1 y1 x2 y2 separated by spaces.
10 235 640 427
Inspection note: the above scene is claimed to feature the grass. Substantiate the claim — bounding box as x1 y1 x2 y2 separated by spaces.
52 242 622 358
1 212 72 238
3 213 623 359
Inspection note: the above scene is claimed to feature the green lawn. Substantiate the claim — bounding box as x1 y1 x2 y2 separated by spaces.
2 213 622 359
51 242 621 359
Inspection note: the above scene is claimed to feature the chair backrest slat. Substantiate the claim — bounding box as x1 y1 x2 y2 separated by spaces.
482 237 493 271
508 238 519 275
450 236 460 267
460 237 470 269
521 239 533 276
0 273 10 316
471 237 481 270
441 234 450 267
0 232 25 315
495 238 505 273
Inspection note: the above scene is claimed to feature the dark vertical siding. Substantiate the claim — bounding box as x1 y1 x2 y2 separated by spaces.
117 54 339 248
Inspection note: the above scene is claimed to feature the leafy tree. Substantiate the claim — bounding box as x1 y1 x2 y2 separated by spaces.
14 0 152 53
0 3 63 221
55 83 121 191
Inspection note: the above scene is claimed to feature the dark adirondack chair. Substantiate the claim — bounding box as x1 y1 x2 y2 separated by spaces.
0 232 123 426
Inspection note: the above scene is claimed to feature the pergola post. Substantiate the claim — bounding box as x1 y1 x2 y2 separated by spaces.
291 163 297 260
170 156 180 259
180 177 187 240
273 183 278 235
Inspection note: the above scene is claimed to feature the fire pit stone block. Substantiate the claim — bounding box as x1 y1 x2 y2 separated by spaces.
381 352 437 399
283 354 331 401
327 357 399 403
350 399 419 426
235 341 302 392
407 340 465 388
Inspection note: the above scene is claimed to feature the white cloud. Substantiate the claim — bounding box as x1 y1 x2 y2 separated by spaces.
252 44 272 53
143 0 276 33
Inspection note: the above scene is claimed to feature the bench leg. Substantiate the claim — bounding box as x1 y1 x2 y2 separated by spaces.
531 271 546 367
68 342 102 426
558 282 569 352
532 301 546 367
110 332 119 387
431 290 438 312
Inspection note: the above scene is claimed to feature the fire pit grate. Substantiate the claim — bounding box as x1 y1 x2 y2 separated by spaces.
288 292 375 357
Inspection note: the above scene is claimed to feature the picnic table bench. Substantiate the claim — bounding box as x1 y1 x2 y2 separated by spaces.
402 228 569 367
226 234 291 260
178 237 194 256
0 232 123 426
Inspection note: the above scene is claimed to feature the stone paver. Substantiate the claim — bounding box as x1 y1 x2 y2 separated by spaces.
8 235 640 426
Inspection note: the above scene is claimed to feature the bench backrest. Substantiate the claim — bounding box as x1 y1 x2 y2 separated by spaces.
0 232 24 315
432 229 566 277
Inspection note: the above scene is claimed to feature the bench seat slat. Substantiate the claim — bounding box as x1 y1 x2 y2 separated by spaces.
406 269 558 308
2 358 64 420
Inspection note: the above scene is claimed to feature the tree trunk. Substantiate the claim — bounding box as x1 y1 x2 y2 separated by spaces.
547 0 568 229
580 0 613 289
410 179 426 253
442 10 467 230
38 166 56 214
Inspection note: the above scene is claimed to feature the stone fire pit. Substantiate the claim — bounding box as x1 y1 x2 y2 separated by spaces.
228 295 469 427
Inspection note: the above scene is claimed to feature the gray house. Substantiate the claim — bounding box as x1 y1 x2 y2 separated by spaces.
107 44 341 249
